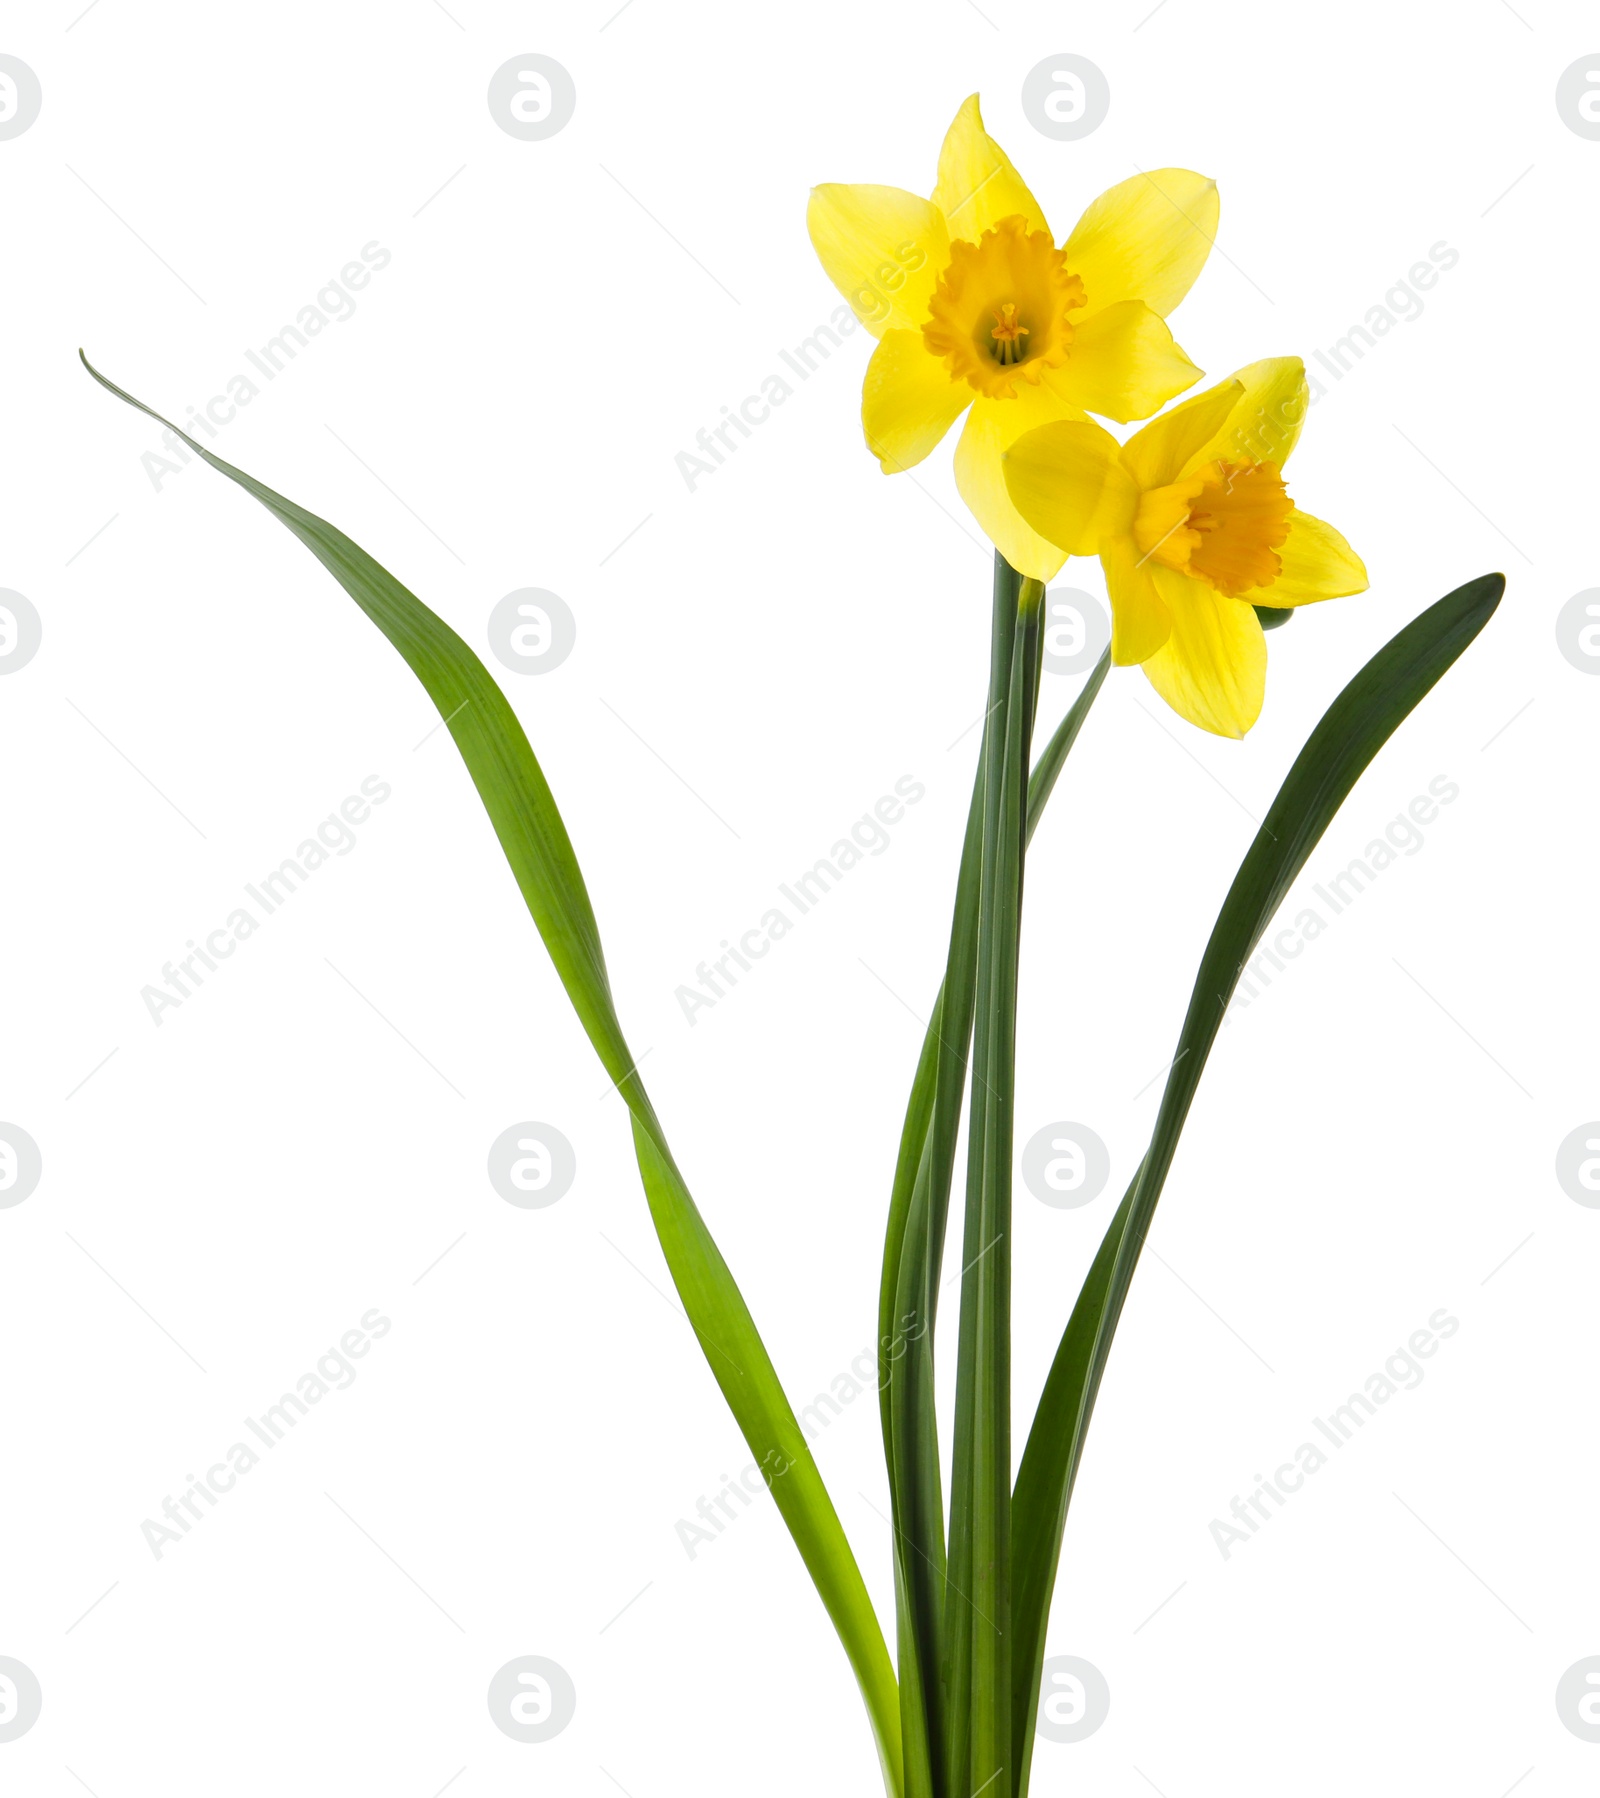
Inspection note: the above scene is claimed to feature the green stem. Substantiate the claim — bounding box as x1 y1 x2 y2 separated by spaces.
879 637 1111 1798
946 564 1043 1796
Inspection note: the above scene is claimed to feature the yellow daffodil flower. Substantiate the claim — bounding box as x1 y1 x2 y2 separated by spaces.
1001 357 1368 737
807 94 1219 580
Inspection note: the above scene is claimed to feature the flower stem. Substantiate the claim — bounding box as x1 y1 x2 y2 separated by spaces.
946 560 1043 1797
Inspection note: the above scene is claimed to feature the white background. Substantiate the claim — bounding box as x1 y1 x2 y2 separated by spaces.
2 2 1596 1793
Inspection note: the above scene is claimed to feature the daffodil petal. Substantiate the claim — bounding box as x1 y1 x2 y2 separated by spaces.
807 184 950 337
1102 533 1171 664
932 94 1050 244
1051 300 1201 424
861 330 971 472
1141 567 1266 737
1243 511 1369 607
954 390 1083 581
1001 417 1132 556
1119 376 1244 491
1064 168 1219 320
1179 357 1309 475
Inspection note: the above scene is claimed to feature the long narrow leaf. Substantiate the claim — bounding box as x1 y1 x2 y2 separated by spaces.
81 353 905 1797
1009 572 1504 1793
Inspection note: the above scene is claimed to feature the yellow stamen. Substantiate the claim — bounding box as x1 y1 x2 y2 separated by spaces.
1134 459 1294 598
990 303 1030 366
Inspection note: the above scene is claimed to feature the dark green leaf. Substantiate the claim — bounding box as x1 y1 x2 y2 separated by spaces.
1009 573 1504 1795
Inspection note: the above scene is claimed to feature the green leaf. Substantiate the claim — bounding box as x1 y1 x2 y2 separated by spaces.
81 353 905 1798
1009 572 1504 1795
